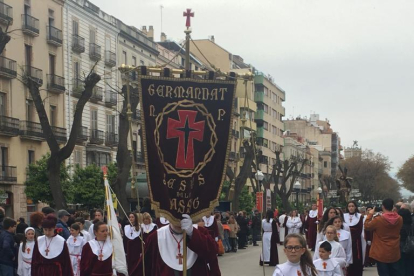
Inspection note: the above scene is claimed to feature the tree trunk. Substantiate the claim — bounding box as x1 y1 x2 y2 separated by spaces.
113 85 139 214
232 187 242 212
0 28 11 55
48 153 66 209
279 193 291 213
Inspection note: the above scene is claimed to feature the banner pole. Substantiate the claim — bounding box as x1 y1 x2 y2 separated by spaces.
183 231 187 276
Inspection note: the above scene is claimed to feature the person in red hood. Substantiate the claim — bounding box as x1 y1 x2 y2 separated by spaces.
364 198 403 276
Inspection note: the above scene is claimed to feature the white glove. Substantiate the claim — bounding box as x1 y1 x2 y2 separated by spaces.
367 241 371 246
215 237 218 242
181 214 194 237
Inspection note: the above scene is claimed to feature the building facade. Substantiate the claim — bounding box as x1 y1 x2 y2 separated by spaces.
0 0 66 219
63 0 119 171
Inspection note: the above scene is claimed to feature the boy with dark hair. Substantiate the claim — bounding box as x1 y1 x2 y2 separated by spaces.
365 198 403 275
313 241 343 276
0 217 17 276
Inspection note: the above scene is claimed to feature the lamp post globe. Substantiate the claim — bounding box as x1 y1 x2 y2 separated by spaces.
293 181 301 208
255 170 264 191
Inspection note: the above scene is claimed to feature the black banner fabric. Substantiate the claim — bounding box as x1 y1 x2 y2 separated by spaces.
139 72 236 224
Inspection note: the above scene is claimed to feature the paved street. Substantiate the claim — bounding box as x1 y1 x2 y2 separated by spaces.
218 242 378 276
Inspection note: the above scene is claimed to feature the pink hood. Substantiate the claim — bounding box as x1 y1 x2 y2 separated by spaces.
382 212 400 225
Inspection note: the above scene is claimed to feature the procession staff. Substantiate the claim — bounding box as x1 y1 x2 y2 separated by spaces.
31 215 73 276
131 214 219 276
305 204 318 251
260 210 279 266
17 227 35 276
80 221 116 276
343 201 365 276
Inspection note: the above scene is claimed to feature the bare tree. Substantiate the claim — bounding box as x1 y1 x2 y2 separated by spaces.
271 151 307 212
25 70 100 209
0 27 11 54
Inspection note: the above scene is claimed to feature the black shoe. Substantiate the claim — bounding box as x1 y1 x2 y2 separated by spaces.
253 244 259 246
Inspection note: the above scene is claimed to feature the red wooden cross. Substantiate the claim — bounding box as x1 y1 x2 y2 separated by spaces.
297 271 301 276
176 253 183 265
183 9 194 28
99 253 104 261
45 248 50 256
74 238 77 243
26 248 31 254
323 262 327 269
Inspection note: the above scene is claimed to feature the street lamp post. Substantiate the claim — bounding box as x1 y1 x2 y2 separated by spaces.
255 170 264 191
293 181 301 209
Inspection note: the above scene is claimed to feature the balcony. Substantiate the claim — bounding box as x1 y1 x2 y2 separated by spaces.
255 109 264 122
229 151 238 160
254 91 264 103
89 43 101 60
89 129 104 144
0 2 13 25
105 132 118 146
132 109 141 121
76 126 88 143
20 121 44 141
47 74 65 93
104 90 117 107
24 66 43 86
258 155 268 165
72 78 84 98
105 51 116 67
51 126 67 143
232 129 239 139
47 26 63 46
0 56 17 79
0 166 17 183
0 116 19 136
136 151 144 163
72 34 85 53
22 14 39 36
257 126 264 138
90 86 103 102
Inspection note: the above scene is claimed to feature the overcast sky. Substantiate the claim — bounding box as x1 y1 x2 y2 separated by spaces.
97 0 414 185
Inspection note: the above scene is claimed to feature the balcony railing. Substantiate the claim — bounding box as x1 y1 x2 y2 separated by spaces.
47 26 63 46
72 78 84 98
47 74 65 93
0 2 13 25
105 51 116 67
105 132 118 146
90 86 103 102
0 166 17 183
76 126 88 142
20 121 44 140
0 56 17 79
0 116 19 136
136 151 144 163
51 126 67 143
89 43 101 60
25 66 43 86
104 90 117 107
21 14 39 36
72 34 85 53
89 129 104 144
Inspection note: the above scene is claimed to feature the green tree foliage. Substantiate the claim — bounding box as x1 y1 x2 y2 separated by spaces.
25 154 72 206
220 180 230 201
71 164 105 210
340 149 401 202
397 155 414 193
239 186 254 213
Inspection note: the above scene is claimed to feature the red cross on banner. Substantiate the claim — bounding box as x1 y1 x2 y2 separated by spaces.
167 110 205 169
183 9 194 28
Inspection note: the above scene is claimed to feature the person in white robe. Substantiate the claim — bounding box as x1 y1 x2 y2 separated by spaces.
286 211 302 234
17 227 35 276
278 212 287 244
75 217 91 242
313 226 346 269
67 224 86 276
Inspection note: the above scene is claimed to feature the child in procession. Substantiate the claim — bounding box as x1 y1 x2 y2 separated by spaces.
17 227 35 276
313 241 343 276
75 217 92 242
67 223 85 276
272 233 318 276
313 226 347 269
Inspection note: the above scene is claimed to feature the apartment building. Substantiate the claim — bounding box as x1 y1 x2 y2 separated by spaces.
0 0 65 219
63 0 119 170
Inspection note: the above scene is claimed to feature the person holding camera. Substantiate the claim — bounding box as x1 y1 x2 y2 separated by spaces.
364 198 403 276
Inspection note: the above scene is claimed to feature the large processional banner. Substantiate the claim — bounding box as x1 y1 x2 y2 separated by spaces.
138 67 237 224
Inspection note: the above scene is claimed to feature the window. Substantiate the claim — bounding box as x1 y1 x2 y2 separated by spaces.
272 125 277 135
0 93 6 116
86 152 111 167
90 110 98 130
272 109 277 119
25 44 32 67
1 147 8 167
122 51 127 65
264 87 269 97
263 104 269 114
28 150 35 165
49 54 55 76
50 105 56 126
272 92 277 103
24 0 31 15
48 9 54 26
90 29 96 44
263 139 268 148
132 56 137 66
105 37 111 52
106 114 115 134
74 149 82 167
73 61 80 79
26 100 34 121
263 121 268 130
140 60 144 65
72 20 79 35
324 161 328 168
